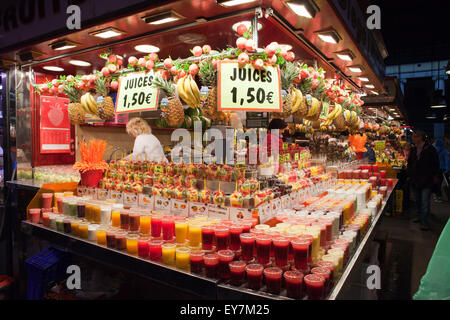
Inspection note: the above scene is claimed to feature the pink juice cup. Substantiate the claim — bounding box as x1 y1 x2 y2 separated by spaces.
284 270 304 299
151 215 162 238
204 254 219 278
29 208 41 223
264 267 283 295
246 264 264 290
240 233 256 262
272 237 290 267
292 239 310 272
311 267 331 295
149 240 163 261
380 170 386 179
162 217 175 240
298 234 313 265
317 261 335 288
201 226 215 251
218 250 235 280
190 250 205 274
255 235 272 265
215 227 230 251
41 193 53 209
229 261 246 286
137 237 150 258
229 226 243 251
304 274 325 300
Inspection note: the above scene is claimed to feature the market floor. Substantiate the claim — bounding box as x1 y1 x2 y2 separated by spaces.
377 198 450 299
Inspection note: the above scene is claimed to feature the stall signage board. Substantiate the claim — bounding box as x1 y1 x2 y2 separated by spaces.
218 61 282 111
230 208 252 221
39 96 71 154
207 204 229 220
171 199 189 217
374 141 386 150
115 71 159 114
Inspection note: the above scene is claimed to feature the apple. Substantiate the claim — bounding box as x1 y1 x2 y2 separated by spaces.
110 80 119 91
300 69 310 79
108 64 117 73
149 53 158 61
179 70 187 78
202 45 211 54
192 46 203 57
101 67 110 76
268 54 278 65
285 51 295 61
236 23 248 36
138 58 147 67
189 63 199 75
170 66 178 75
145 60 155 70
236 37 247 50
253 58 264 70
245 39 255 51
164 58 173 69
66 75 74 83
128 56 138 65
265 44 277 57
108 55 117 64
51 79 59 86
238 52 249 65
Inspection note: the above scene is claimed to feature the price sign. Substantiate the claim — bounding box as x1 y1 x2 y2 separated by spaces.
115 71 159 114
218 61 282 111
282 142 288 151
154 165 163 174
295 153 299 161
374 141 386 151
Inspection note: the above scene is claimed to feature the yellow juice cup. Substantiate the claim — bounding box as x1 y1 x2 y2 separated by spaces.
188 221 202 247
85 203 93 222
111 210 121 228
305 228 320 263
126 233 139 255
140 214 151 235
70 219 80 236
175 221 188 244
97 228 107 246
78 222 89 239
93 204 102 224
327 248 344 277
322 254 340 279
175 247 191 270
162 243 176 265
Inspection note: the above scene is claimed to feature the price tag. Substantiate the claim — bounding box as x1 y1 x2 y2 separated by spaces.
154 165 164 174
295 153 299 161
97 189 108 200
206 204 228 219
374 141 386 151
230 207 252 221
217 61 282 111
139 194 154 209
171 199 189 217
283 142 288 151
123 193 139 207
258 203 271 224
154 196 171 214
115 71 159 114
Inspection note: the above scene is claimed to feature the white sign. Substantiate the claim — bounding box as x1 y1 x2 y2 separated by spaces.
171 199 189 217
189 202 209 217
116 71 159 114
207 204 229 220
230 207 252 221
139 194 154 210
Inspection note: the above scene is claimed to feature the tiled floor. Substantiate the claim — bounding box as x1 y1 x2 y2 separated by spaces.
377 197 450 298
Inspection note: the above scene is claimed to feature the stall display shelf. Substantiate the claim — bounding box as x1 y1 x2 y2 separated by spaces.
20 181 397 300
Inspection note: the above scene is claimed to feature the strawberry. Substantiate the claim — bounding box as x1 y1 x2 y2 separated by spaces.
170 66 178 75
238 52 249 65
108 55 117 64
253 59 264 70
138 58 146 67
149 53 158 61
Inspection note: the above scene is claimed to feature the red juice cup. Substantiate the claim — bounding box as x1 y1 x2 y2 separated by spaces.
138 237 150 258
246 264 264 290
57 198 63 213
41 193 53 209
106 230 116 248
311 267 331 295
241 222 252 234
284 234 297 263
42 213 50 227
29 208 41 223
215 227 230 251
129 212 141 232
387 178 394 188
115 231 127 250
372 165 378 173
204 254 219 278
304 274 325 300
380 178 386 186
380 170 386 179
264 267 283 295
162 217 175 240
265 230 280 259
149 239 163 261
255 235 272 265
201 226 214 251
284 271 304 299
317 261 335 288
229 261 246 286
190 250 205 274
120 210 130 230
240 233 255 262
151 215 162 238
218 250 235 280
298 234 313 265
272 237 290 267
229 225 243 251
291 239 310 273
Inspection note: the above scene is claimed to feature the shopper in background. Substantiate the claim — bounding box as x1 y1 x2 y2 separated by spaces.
432 138 450 202
363 140 376 163
407 131 440 230
126 117 168 163
264 118 287 157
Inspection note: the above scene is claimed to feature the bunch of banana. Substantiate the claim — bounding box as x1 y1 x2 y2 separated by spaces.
322 119 333 126
81 92 98 115
303 119 311 126
291 88 303 113
297 124 307 133
306 97 321 117
326 104 343 120
177 75 200 108
343 109 353 124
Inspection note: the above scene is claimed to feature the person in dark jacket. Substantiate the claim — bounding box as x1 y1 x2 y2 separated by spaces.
363 140 376 163
432 138 450 202
407 131 440 230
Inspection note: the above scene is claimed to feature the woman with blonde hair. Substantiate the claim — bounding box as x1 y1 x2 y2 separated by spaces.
126 117 168 163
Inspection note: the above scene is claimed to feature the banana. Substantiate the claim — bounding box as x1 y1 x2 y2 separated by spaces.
188 75 201 106
334 104 342 118
292 89 302 113
86 93 98 114
327 106 336 120
291 88 299 113
183 76 196 107
80 94 90 114
343 110 351 122
177 77 188 103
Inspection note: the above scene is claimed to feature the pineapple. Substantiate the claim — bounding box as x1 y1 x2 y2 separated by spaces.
152 75 184 128
198 60 220 120
96 77 115 120
273 61 298 118
63 84 85 124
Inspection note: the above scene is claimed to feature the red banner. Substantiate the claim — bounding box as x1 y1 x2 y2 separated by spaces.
39 96 71 154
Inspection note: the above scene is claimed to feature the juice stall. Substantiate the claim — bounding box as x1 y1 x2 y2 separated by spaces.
0 0 400 300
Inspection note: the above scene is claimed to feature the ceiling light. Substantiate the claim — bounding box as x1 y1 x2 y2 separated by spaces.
348 65 364 73
135 45 160 53
50 40 78 51
431 104 447 109
390 108 396 111
43 66 64 72
335 50 355 61
286 0 319 19
359 77 370 82
365 84 375 89
142 11 183 25
69 60 91 67
426 115 437 119
446 61 450 75
89 27 124 39
371 91 379 95
232 21 263 32
216 0 257 6
315 29 341 44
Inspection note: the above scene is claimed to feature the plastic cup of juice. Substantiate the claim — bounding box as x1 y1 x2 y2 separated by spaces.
201 225 214 250
175 221 188 244
151 214 163 238
217 250 235 280
29 208 41 223
162 217 175 241
161 243 176 265
255 235 271 265
304 274 325 300
214 226 230 251
204 254 219 278
63 219 72 233
41 193 53 209
42 213 50 227
311 267 331 296
106 228 116 248
175 247 191 271
140 214 151 235
138 236 150 258
78 222 89 239
96 228 107 246
272 237 290 268
120 210 130 230
115 231 127 250
190 250 205 274
264 267 283 295
245 264 264 290
149 239 164 261
100 206 112 226
229 225 243 251
239 233 255 262
284 271 304 299
229 261 246 286
126 233 139 255
188 221 203 248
